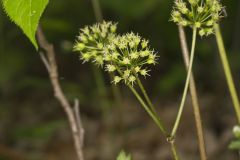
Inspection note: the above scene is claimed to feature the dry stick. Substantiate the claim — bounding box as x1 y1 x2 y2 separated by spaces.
178 26 207 160
36 27 84 160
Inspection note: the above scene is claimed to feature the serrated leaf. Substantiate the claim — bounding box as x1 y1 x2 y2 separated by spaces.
2 0 49 49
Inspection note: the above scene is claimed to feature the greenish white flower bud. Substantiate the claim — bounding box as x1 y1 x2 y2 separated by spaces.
171 0 225 36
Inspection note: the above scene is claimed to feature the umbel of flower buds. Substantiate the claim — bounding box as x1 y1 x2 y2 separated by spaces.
171 0 225 36
73 21 117 66
74 21 158 86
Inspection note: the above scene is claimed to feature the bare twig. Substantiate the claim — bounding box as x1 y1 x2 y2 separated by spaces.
178 25 207 160
36 27 84 160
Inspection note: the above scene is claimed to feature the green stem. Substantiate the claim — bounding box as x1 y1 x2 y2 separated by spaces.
92 66 110 110
178 26 207 160
136 77 158 116
214 24 240 123
128 84 167 135
171 142 180 160
89 0 110 110
135 77 168 132
91 0 103 22
171 27 197 136
129 84 180 160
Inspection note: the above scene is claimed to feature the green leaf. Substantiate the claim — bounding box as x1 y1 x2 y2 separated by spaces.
117 151 132 160
229 140 240 150
2 0 49 49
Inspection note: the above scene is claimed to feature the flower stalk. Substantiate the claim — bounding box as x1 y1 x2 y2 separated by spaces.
171 27 197 137
214 24 240 123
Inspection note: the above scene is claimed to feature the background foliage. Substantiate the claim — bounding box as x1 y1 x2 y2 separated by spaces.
0 0 240 159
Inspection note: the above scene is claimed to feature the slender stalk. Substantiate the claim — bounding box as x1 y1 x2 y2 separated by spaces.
178 26 207 160
128 84 167 135
89 0 109 109
92 66 110 110
171 27 197 136
170 142 180 160
214 24 240 123
136 77 158 115
128 85 180 160
91 0 103 22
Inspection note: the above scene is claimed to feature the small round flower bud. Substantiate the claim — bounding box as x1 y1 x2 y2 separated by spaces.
197 7 204 13
135 66 141 73
128 75 136 85
122 57 131 64
199 29 205 37
140 50 150 57
140 69 149 77
110 25 117 33
97 43 103 49
113 76 122 84
141 40 148 49
82 53 91 61
130 52 139 59
123 70 131 79
112 52 119 59
106 64 116 72
75 43 85 51
195 22 201 28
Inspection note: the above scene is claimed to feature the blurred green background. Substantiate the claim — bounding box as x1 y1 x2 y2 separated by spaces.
0 0 240 160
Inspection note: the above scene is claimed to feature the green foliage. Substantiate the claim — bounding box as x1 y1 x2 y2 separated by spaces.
2 0 49 49
117 151 132 160
14 120 65 140
102 0 159 18
229 125 240 150
229 140 240 150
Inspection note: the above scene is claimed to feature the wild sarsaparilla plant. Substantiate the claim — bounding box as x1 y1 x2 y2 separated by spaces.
170 0 240 158
74 21 180 159
170 0 225 136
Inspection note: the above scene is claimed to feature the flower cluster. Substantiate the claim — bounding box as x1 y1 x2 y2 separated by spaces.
104 33 158 85
171 0 225 36
74 21 158 85
73 21 117 66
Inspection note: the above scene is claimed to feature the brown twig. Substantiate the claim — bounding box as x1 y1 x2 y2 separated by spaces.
36 26 84 160
178 25 207 160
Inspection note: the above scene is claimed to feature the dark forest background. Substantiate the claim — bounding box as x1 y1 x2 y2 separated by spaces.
0 0 240 160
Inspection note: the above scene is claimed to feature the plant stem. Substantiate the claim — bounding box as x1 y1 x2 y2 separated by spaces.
129 84 180 160
170 142 180 160
214 24 240 123
136 77 158 116
128 84 168 135
37 27 84 160
178 26 207 160
91 0 103 22
92 66 110 110
89 0 109 110
171 27 197 136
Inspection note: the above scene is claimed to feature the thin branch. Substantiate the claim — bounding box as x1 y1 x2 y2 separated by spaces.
74 99 85 148
36 26 84 160
39 51 50 72
178 25 207 160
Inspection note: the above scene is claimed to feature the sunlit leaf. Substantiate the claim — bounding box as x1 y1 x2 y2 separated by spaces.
2 0 49 49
